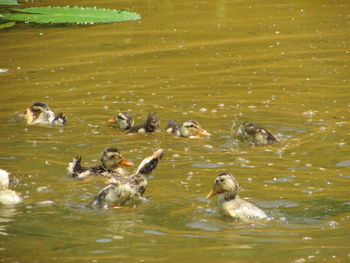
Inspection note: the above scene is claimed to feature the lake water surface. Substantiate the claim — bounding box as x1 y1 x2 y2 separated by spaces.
1 0 349 262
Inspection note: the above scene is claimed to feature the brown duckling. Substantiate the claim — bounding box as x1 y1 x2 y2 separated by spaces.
23 102 67 126
126 112 160 133
166 119 211 138
234 121 277 146
165 119 181 136
90 149 164 209
0 169 22 206
108 112 134 131
206 172 267 222
67 147 134 179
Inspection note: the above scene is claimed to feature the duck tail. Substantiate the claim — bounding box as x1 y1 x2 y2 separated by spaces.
67 156 83 177
166 119 178 129
146 112 160 132
166 119 181 136
52 113 67 126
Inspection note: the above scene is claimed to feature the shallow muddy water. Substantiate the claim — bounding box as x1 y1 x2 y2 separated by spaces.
0 0 349 262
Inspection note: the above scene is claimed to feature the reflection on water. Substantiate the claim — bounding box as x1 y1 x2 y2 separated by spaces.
0 207 20 236
1 0 350 262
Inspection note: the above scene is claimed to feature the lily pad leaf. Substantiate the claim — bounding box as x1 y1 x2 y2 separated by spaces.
0 6 141 24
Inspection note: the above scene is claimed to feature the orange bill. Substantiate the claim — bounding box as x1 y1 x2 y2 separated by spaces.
206 189 218 199
108 119 117 124
196 129 211 136
111 205 128 209
119 158 134 167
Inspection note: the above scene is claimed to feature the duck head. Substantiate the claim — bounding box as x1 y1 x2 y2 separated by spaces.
180 120 211 137
24 102 50 124
108 112 134 130
206 172 239 199
100 147 134 169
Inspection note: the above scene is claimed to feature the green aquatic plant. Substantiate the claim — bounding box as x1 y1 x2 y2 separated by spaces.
0 6 141 24
0 0 19 6
0 20 14 28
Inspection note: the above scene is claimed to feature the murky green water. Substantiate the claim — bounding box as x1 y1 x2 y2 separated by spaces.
1 0 349 262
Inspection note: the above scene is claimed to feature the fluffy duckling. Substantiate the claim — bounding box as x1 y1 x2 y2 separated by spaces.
126 113 160 133
234 121 277 146
0 169 22 206
23 102 67 126
166 119 181 136
181 120 211 137
67 147 134 179
166 119 211 138
206 172 267 222
108 112 134 131
90 149 164 209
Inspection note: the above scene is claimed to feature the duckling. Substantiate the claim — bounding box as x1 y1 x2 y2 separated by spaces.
67 147 134 179
23 102 67 126
167 119 210 138
90 148 164 209
126 113 160 133
234 121 277 146
166 119 181 136
108 112 134 131
166 119 211 138
0 169 22 206
206 172 267 222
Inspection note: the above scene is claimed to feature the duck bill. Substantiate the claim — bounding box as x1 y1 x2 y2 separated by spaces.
24 108 35 124
196 129 211 136
119 158 134 167
108 119 117 124
206 189 218 199
152 149 164 159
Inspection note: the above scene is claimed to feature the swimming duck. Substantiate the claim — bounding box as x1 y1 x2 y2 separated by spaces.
23 102 67 126
126 113 160 133
234 121 277 146
108 112 134 131
67 147 134 179
206 172 267 222
166 119 211 138
165 119 181 136
0 169 22 206
90 148 164 209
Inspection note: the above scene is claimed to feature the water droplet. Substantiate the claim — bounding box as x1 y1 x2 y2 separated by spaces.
96 238 112 243
302 236 312 241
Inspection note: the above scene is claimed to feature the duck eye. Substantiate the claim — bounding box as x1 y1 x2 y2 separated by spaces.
108 154 119 160
216 178 224 184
